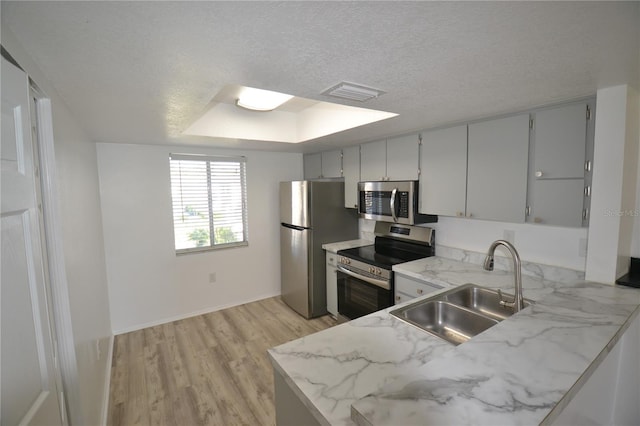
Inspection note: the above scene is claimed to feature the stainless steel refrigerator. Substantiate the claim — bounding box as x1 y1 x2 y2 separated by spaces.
280 181 359 318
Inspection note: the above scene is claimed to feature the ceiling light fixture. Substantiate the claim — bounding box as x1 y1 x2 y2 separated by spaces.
235 87 294 111
322 82 385 102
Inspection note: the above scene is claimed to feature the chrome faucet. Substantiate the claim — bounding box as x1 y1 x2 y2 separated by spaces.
483 240 525 312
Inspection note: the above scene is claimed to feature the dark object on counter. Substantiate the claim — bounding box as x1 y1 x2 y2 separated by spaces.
616 257 640 288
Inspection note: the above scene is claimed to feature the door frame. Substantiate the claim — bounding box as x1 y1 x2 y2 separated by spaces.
30 82 82 425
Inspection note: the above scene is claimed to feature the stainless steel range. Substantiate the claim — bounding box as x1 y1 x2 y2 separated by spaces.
336 222 435 321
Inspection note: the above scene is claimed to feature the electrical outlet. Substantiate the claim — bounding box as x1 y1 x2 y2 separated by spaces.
503 229 515 244
209 272 217 284
579 238 588 257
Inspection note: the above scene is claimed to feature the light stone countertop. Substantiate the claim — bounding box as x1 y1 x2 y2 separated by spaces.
268 256 640 426
322 239 373 253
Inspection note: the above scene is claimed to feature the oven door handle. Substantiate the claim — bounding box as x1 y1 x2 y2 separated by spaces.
337 265 390 290
390 187 398 223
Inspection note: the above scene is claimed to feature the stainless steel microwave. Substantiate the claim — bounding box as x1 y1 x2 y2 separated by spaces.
358 181 438 225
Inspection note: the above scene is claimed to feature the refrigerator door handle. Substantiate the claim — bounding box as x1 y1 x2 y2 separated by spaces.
281 222 308 231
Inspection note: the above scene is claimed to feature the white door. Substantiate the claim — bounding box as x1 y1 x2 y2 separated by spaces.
1 57 64 425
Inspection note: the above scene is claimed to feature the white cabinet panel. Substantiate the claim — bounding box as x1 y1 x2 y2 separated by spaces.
303 153 322 179
360 140 386 181
325 252 338 317
467 114 530 223
343 145 360 208
420 125 467 216
321 150 342 178
530 179 585 227
395 274 443 301
533 103 587 179
386 134 419 181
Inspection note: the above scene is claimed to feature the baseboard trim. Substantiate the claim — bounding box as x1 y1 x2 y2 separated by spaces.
100 334 115 425
112 292 282 335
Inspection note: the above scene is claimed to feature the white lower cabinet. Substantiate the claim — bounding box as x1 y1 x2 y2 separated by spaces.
326 252 338 317
394 273 442 304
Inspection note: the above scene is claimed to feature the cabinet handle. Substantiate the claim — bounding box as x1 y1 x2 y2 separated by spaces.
395 296 401 301
466 213 473 218
417 289 423 294
456 211 464 217
535 171 543 178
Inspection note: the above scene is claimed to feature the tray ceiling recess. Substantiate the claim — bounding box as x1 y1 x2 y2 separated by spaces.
184 84 397 144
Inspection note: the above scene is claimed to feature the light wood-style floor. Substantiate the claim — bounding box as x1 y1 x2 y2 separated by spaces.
107 296 336 426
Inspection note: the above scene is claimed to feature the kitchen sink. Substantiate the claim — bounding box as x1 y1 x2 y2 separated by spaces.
394 300 498 346
443 284 533 321
390 283 534 345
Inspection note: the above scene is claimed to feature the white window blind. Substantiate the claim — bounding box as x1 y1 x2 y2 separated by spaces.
170 153 248 253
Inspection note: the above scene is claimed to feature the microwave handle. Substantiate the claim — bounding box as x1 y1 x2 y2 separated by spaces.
390 187 398 222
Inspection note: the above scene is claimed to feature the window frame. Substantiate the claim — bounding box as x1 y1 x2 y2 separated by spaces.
169 153 249 255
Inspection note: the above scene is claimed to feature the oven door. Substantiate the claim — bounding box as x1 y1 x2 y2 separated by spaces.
337 268 392 320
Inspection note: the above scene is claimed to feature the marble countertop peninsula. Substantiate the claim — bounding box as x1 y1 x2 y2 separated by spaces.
322 239 372 253
268 255 640 426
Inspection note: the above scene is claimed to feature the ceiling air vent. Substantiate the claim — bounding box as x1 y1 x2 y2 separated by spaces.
321 82 385 102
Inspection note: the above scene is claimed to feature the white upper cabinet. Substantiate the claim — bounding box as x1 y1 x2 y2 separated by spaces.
303 153 322 179
419 125 468 216
360 135 420 182
532 103 587 179
529 180 586 227
342 145 360 209
321 150 342 178
527 101 591 227
303 150 342 179
360 140 387 181
386 134 420 181
467 114 530 223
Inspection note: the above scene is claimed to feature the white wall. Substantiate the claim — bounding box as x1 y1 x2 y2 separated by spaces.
586 85 640 283
1 29 112 425
631 99 640 259
97 143 302 333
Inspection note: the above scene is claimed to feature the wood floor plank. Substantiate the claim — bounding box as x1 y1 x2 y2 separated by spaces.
107 296 336 426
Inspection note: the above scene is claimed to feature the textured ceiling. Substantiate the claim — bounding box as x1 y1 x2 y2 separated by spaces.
2 1 639 153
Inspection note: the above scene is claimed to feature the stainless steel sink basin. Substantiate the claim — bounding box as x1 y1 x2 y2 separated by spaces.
443 284 533 321
390 283 534 345
394 300 498 346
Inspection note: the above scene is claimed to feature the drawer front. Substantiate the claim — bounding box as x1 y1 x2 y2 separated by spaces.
395 274 442 298
394 292 412 305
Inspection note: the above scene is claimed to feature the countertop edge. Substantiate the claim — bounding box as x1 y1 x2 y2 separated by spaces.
540 304 640 425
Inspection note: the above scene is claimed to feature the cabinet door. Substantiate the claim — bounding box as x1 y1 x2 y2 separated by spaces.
533 103 587 179
303 153 322 179
343 145 360 208
325 252 338 317
321 150 342 178
467 114 530 223
386 134 419 181
360 140 386 181
530 179 585 227
420 125 467 216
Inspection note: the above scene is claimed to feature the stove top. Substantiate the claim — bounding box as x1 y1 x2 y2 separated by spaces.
337 236 434 270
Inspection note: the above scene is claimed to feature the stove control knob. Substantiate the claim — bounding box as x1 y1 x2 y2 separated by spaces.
368 267 374 274
376 268 382 276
